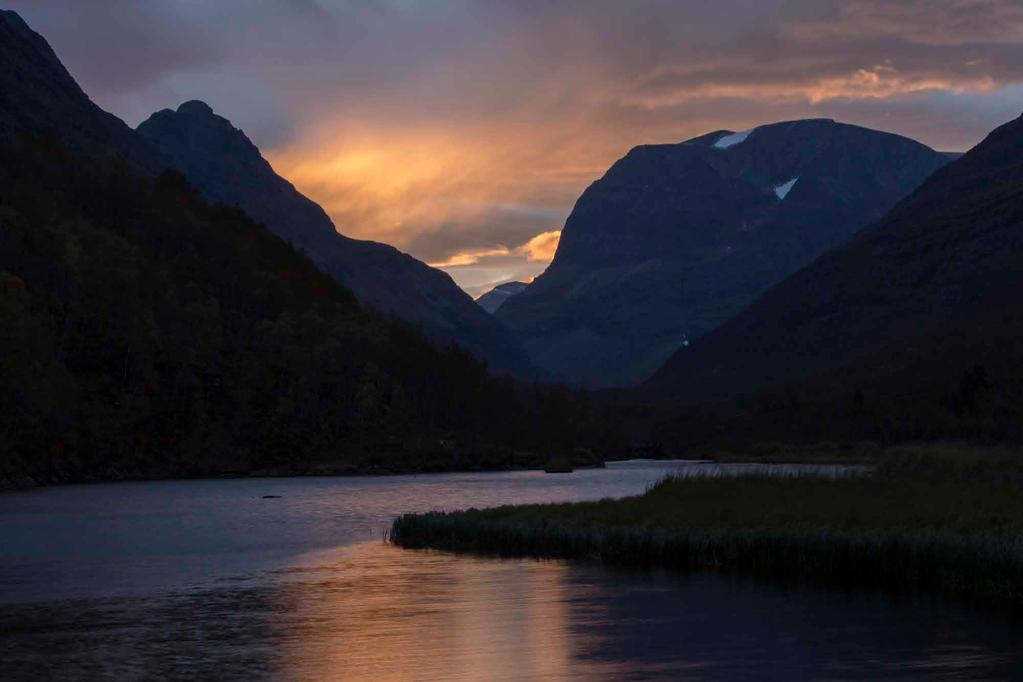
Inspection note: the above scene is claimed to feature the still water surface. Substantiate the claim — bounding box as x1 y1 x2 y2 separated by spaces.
1 461 1022 680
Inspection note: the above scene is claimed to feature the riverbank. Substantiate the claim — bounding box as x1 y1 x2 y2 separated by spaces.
390 447 1023 613
0 445 608 491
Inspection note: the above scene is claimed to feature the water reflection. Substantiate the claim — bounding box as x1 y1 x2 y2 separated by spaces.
3 542 1023 680
272 546 596 680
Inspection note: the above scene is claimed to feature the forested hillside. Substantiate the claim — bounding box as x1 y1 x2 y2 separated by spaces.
0 10 606 487
0 137 599 486
136 101 536 377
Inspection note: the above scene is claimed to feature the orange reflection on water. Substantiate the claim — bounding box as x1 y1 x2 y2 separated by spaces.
271 543 618 681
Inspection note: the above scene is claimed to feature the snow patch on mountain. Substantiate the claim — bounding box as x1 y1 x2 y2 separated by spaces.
476 281 528 314
774 177 799 199
714 128 755 149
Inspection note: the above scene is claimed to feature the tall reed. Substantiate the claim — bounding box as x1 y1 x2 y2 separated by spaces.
390 464 1023 612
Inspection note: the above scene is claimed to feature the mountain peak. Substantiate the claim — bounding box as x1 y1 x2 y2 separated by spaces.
177 100 215 117
1 9 40 42
1 9 29 32
138 100 260 166
0 9 89 117
645 110 1023 405
0 9 155 170
684 118 840 147
498 118 949 387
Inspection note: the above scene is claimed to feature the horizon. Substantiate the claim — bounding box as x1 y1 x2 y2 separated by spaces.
8 0 1023 297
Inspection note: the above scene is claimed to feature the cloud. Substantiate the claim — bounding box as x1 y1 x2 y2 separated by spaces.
782 0 1023 46
427 228 561 268
14 0 1023 291
429 246 511 268
520 231 562 262
622 1 1023 111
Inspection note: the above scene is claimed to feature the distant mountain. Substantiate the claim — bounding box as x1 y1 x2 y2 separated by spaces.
645 112 1023 422
497 120 951 387
136 102 534 377
476 281 528 314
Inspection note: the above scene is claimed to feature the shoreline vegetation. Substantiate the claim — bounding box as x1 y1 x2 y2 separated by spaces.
390 443 1023 614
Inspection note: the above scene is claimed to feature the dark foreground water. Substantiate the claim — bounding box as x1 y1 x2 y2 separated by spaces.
2 461 1022 680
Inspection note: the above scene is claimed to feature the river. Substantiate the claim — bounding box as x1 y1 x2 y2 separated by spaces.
1 461 1021 680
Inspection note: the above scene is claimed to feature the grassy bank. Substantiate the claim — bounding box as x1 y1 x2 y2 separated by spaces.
698 440 1023 465
390 448 1023 612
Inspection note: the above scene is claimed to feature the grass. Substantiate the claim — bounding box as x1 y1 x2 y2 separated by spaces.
390 446 1023 612
699 439 1023 465
700 440 884 464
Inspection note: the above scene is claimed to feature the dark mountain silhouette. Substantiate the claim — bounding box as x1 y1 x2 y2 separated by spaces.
644 112 1023 440
476 281 528 314
0 11 596 486
498 120 950 387
136 102 534 377
0 10 154 171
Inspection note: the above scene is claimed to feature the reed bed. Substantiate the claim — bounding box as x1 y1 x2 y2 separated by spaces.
389 458 1023 612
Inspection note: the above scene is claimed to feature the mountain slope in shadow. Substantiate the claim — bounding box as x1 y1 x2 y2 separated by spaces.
136 101 535 377
499 120 950 387
0 10 590 485
644 112 1023 441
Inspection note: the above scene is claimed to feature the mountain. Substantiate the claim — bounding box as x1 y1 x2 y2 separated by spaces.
0 11 597 486
136 102 534 377
645 112 1023 434
0 10 154 171
497 120 951 388
476 281 528 314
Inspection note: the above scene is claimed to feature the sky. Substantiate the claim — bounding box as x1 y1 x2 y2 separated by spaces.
10 0 1023 296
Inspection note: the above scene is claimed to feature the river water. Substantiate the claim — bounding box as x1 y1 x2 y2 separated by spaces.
1 461 1021 680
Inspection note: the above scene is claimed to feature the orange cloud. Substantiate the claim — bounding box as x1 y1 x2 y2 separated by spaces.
627 62 1000 110
426 230 561 268
268 123 592 244
268 128 490 246
429 246 512 268
519 230 561 262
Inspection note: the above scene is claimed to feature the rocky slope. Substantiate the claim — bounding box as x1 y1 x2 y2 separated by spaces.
498 120 950 387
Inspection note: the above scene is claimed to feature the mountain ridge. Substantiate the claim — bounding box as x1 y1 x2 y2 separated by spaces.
498 118 951 387
0 9 155 171
0 9 595 485
136 101 536 377
644 111 1023 417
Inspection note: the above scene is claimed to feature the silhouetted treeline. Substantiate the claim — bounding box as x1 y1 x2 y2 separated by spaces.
611 348 1023 457
0 136 608 485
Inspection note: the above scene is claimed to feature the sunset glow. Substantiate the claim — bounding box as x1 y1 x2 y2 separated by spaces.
15 0 1023 294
